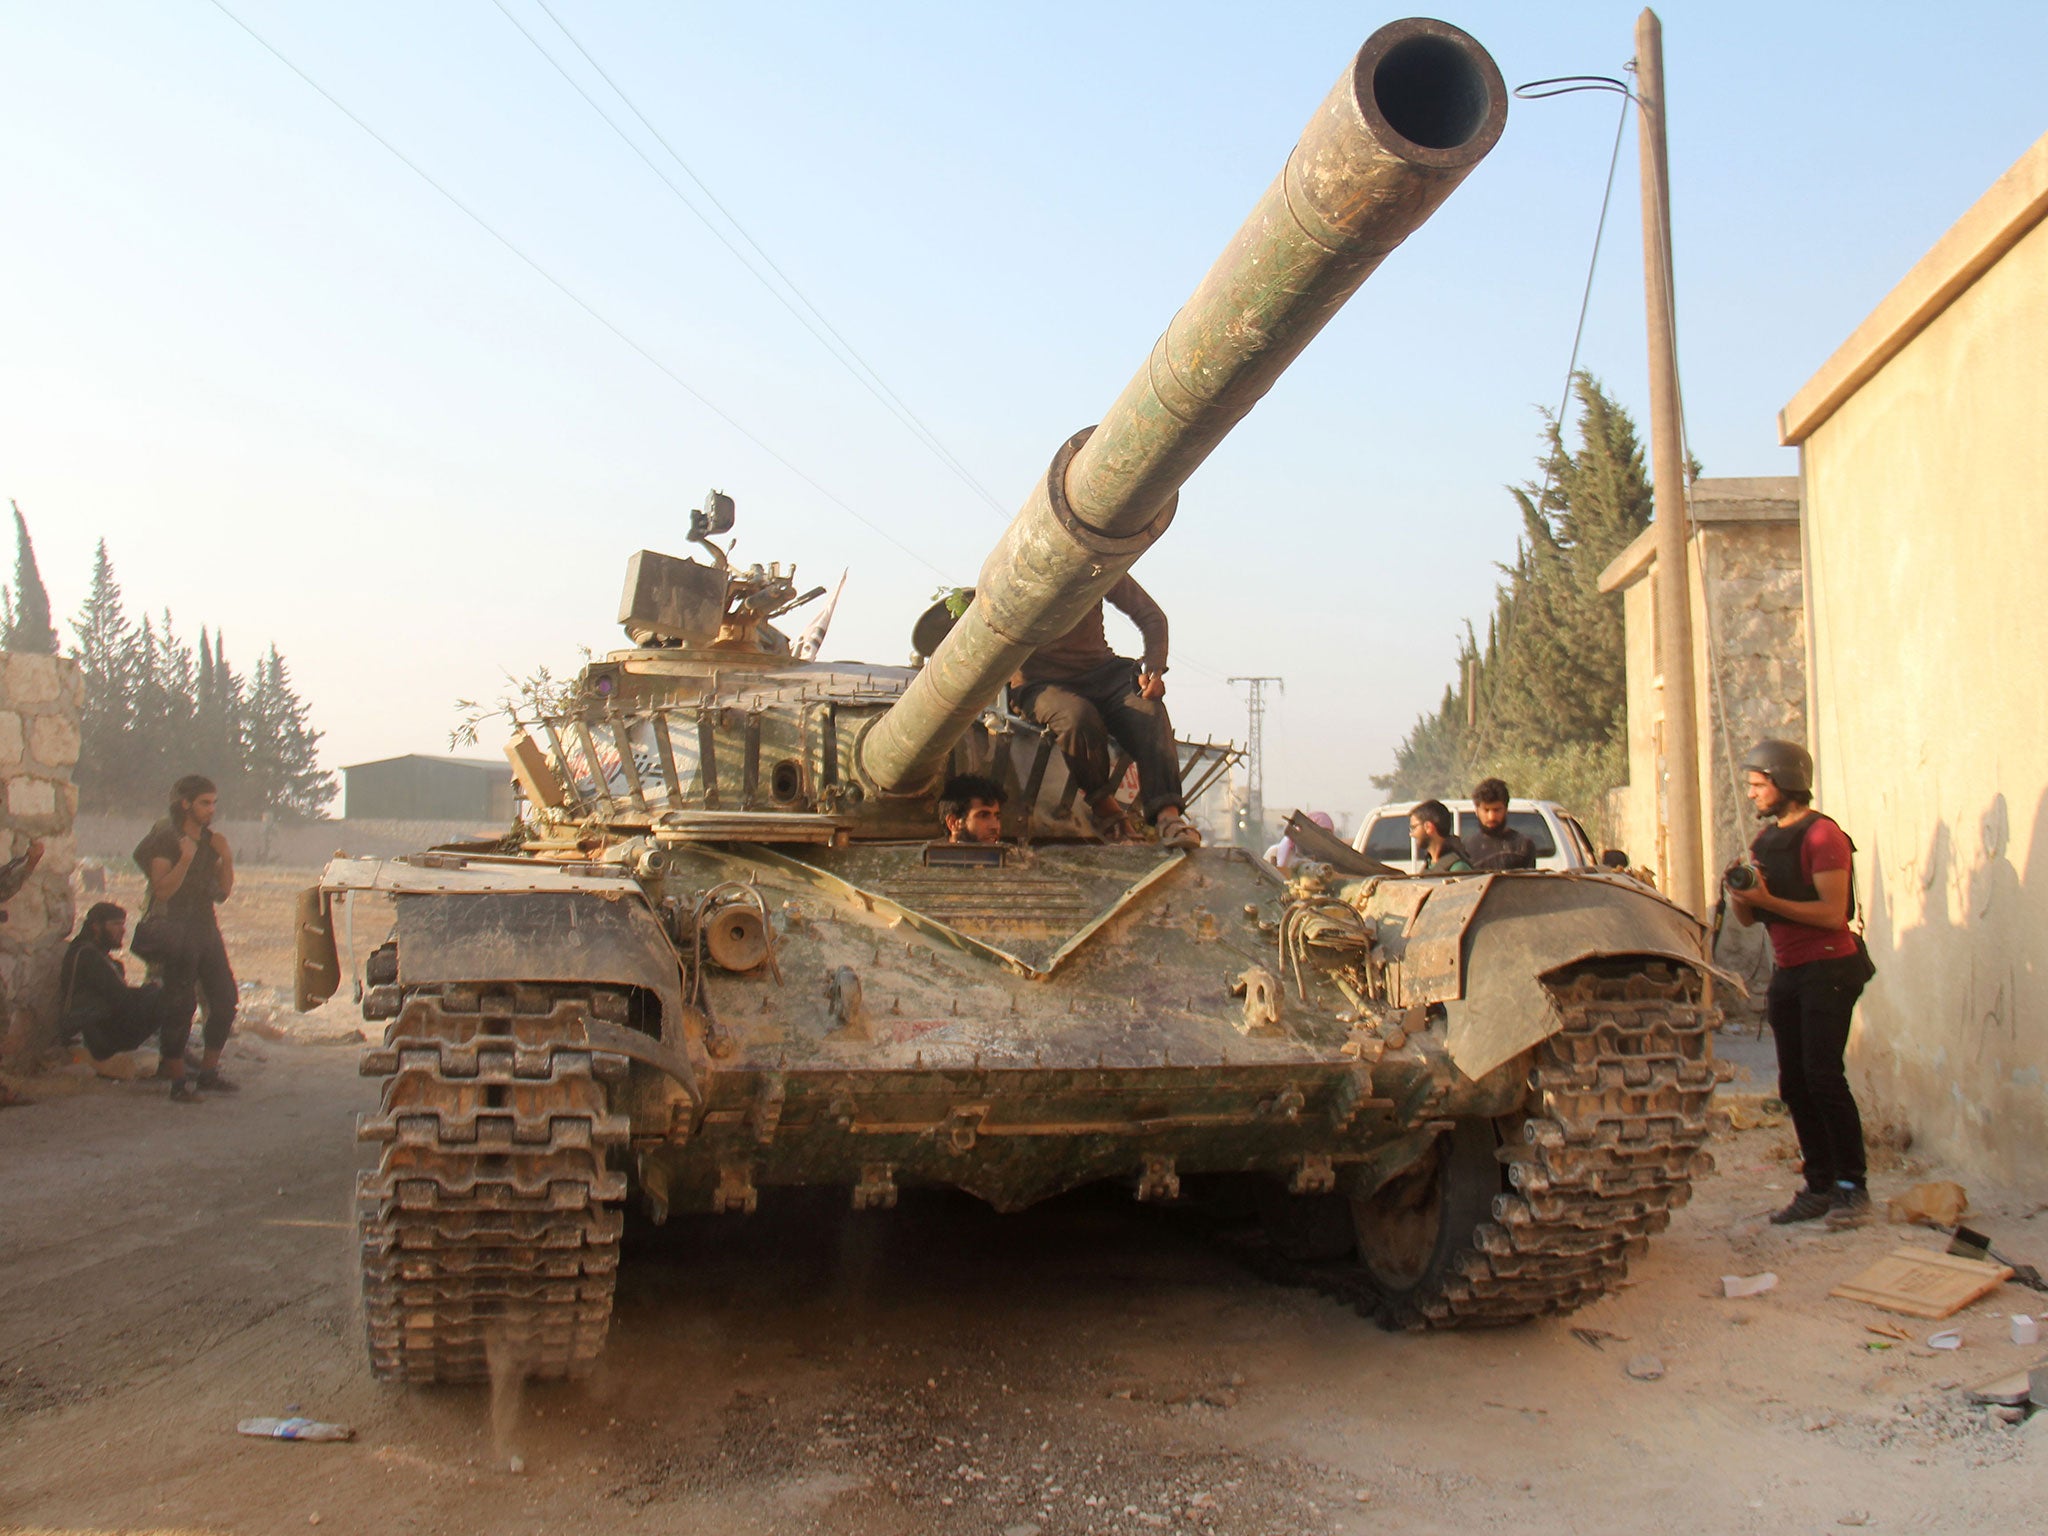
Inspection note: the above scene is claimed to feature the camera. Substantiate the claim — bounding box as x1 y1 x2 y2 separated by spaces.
1722 861 1759 892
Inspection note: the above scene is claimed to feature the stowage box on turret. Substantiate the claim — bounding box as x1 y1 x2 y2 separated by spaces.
298 18 1728 1383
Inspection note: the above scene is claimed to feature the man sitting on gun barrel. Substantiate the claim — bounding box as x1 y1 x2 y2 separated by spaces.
1009 576 1201 849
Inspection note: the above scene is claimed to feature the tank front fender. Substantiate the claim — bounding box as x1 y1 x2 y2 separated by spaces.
1368 873 1731 1080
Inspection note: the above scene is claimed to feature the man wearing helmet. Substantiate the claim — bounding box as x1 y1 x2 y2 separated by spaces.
1728 738 1872 1228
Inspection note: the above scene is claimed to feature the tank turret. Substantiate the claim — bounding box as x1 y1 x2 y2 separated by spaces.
859 17 1507 792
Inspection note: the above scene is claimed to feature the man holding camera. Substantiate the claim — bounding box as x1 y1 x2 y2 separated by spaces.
1728 739 1871 1228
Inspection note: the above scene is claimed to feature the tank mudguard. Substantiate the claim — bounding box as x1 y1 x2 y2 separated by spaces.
294 886 342 1012
393 890 675 991
1362 872 1727 1080
310 855 701 1103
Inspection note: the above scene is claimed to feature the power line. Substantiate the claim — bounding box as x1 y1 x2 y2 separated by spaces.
509 1 1235 688
1521 68 1734 845
206 0 1245 694
203 0 949 578
1512 73 1635 495
508 0 1010 518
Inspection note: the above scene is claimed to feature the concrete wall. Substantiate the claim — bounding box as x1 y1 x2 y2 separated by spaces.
74 814 504 875
1781 131 2048 1181
0 653 82 1063
1600 477 1804 980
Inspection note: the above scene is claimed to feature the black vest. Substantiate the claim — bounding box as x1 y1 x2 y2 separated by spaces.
1750 812 1854 926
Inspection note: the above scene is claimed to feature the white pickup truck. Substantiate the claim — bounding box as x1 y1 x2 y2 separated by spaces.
1351 797 1599 874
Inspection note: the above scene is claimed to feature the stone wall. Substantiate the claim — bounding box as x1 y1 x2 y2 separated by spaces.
1691 486 1807 991
1597 476 1804 995
0 652 82 1064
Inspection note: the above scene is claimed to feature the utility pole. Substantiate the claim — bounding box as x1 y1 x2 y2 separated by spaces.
1635 8 1704 917
1228 676 1283 850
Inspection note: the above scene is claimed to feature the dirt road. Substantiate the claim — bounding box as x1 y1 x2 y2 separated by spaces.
5 990 2045 1533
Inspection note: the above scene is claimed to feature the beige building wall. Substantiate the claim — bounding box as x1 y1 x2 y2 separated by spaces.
1781 131 2048 1181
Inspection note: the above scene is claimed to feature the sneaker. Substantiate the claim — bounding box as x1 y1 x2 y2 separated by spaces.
168 1079 201 1104
196 1070 240 1094
1825 1187 1873 1229
1769 1188 1835 1225
1155 809 1202 849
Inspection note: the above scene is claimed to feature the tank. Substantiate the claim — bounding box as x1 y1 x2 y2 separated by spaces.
298 18 1728 1384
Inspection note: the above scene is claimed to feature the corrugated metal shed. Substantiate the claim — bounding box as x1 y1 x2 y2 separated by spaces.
342 754 515 822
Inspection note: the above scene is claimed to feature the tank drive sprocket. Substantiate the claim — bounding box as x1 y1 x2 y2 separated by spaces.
1354 963 1721 1327
356 990 630 1383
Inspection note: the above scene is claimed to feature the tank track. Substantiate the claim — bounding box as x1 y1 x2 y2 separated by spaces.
1417 964 1722 1326
1234 965 1721 1324
356 989 630 1383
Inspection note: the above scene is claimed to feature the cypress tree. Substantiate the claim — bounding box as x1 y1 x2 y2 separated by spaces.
4 502 58 654
1376 374 1656 816
245 645 335 818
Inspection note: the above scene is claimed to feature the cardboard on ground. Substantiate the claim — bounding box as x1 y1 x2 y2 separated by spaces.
1830 1246 2012 1319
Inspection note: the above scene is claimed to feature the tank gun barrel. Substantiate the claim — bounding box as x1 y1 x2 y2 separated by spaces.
860 18 1506 793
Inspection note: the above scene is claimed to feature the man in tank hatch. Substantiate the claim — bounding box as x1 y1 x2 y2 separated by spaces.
939 774 1006 845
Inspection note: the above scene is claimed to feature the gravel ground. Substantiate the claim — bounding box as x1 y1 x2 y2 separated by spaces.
2 869 2044 1533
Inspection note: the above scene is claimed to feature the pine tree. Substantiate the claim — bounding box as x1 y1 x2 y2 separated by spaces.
128 612 201 809
214 633 248 804
4 502 58 654
1477 379 1652 754
193 627 246 802
67 539 337 818
244 645 336 818
70 541 139 810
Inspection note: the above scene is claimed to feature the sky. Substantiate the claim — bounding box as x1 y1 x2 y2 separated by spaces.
5 1 2046 831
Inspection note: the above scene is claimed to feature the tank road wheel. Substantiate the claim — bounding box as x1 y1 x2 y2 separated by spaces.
1350 1117 1503 1324
356 988 630 1383
1354 964 1720 1329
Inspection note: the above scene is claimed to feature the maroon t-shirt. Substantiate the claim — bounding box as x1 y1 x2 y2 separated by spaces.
1766 816 1858 968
